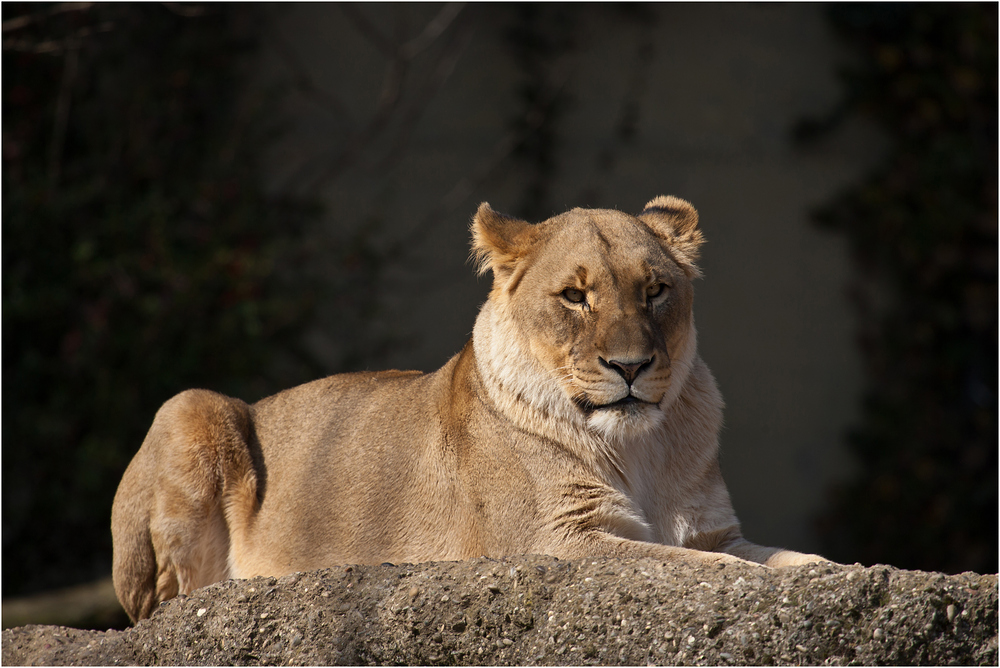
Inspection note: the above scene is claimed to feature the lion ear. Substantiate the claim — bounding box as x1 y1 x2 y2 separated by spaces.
638 195 705 278
470 202 539 286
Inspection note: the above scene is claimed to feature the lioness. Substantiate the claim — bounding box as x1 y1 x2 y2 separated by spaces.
112 196 824 622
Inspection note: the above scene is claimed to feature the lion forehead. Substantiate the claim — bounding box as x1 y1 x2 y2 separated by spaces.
532 213 678 289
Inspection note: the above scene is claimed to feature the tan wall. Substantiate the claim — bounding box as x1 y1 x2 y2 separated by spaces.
256 4 884 555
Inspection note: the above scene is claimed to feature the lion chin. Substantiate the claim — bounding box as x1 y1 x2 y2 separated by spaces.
585 398 666 441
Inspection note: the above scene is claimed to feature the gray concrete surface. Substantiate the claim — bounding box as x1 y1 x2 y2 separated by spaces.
3 557 996 665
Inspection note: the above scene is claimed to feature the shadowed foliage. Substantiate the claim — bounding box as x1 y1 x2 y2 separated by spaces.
2 4 386 597
800 3 998 574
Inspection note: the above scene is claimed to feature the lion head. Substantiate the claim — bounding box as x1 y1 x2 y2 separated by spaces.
471 196 706 444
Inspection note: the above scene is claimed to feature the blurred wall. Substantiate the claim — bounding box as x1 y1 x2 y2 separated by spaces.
254 4 884 555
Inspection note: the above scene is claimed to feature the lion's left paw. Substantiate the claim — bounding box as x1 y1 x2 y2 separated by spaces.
764 550 831 568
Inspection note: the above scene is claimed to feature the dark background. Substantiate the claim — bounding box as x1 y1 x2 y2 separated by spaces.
3 2 996 612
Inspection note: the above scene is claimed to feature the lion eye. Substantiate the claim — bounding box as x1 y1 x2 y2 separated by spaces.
646 283 666 299
562 288 586 304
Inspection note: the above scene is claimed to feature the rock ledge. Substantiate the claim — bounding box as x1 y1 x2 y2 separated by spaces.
3 556 996 666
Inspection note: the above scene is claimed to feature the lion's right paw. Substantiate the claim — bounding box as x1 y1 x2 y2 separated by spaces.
705 550 757 569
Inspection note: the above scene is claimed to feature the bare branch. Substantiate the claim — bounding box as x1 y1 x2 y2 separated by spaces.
374 56 407 116
379 16 475 170
274 4 471 196
297 64 405 196
293 19 413 195
47 44 79 197
161 3 208 18
339 4 396 57
275 54 407 196
3 21 113 53
399 3 465 59
3 38 65 53
267 25 355 127
396 69 574 252
2 3 94 33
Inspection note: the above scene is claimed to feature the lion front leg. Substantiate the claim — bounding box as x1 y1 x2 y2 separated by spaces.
722 538 829 567
687 525 830 567
546 529 753 568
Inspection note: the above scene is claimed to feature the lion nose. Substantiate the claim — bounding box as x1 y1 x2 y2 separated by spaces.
600 356 654 385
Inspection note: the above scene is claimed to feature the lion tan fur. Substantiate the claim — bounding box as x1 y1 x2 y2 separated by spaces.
111 196 825 622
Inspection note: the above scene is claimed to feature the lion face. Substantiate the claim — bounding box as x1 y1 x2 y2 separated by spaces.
472 196 705 441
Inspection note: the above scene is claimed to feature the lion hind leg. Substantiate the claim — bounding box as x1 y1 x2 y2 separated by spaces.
149 492 233 599
222 468 262 576
113 389 257 621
